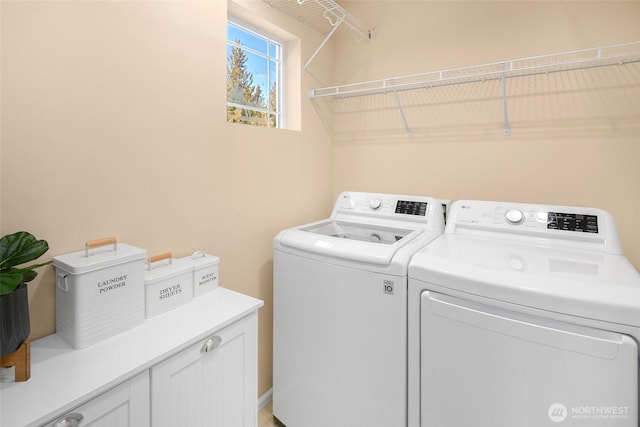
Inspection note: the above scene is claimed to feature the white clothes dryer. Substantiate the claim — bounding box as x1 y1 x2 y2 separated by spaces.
408 200 640 427
273 191 445 427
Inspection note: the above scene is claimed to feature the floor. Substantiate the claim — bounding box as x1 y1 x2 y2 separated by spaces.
259 401 283 427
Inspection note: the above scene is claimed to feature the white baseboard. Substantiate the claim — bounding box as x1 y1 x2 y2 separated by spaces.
258 388 273 411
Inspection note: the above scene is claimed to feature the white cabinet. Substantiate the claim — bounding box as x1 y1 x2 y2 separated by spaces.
151 314 258 427
44 372 150 427
0 288 263 427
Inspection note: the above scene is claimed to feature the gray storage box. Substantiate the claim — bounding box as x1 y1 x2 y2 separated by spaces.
144 253 193 318
53 239 146 349
187 251 220 297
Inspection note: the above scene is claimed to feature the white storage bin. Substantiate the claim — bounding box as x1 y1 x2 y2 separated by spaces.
188 251 220 297
52 237 146 349
144 253 193 318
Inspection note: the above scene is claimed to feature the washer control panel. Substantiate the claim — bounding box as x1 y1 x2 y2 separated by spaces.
331 192 447 231
334 192 432 217
395 200 428 216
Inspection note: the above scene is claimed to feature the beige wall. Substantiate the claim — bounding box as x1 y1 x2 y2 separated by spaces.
2 0 639 401
1 0 334 397
333 1 640 269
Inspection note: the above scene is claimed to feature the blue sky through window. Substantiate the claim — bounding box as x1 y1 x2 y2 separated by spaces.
227 22 280 98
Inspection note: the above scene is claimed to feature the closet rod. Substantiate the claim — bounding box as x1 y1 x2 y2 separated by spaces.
263 0 374 71
304 13 346 71
307 0 371 39
308 41 640 99
300 0 373 70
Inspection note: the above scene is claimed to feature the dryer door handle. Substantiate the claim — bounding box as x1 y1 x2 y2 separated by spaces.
425 292 633 360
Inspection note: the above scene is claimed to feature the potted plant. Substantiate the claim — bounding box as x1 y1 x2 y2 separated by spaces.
0 231 51 358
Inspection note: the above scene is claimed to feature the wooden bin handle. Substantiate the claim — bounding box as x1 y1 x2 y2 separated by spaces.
147 252 173 270
85 236 117 257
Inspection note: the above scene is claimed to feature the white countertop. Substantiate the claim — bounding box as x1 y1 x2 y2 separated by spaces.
1 287 263 427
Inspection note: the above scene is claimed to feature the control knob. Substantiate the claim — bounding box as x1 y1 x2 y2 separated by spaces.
369 199 382 210
505 209 525 225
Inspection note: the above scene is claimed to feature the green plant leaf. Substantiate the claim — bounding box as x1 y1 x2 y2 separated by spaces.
0 270 24 295
21 270 37 283
0 231 49 269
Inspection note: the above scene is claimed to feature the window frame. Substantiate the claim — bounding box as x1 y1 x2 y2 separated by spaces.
226 17 284 129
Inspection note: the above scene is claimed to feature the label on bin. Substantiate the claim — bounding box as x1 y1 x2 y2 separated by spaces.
159 283 184 301
198 272 217 288
96 274 129 295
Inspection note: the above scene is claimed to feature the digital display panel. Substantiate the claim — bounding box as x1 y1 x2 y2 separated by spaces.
395 200 427 216
547 212 598 233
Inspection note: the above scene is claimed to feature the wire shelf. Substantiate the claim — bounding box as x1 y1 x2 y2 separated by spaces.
309 41 640 99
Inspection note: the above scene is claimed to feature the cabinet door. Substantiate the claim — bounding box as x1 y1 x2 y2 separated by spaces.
151 313 258 427
43 371 150 427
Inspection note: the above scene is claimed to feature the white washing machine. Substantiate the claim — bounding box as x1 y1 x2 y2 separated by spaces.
408 200 640 427
273 191 446 427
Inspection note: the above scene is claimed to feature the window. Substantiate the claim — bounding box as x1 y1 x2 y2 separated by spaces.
227 20 282 128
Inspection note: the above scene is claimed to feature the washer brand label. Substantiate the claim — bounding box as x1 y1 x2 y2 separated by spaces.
383 280 394 295
97 274 128 294
159 283 183 301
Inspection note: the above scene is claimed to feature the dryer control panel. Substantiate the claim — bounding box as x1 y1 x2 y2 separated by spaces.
500 208 599 233
546 211 599 233
447 200 622 254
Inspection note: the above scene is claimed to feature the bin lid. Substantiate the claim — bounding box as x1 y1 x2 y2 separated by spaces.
189 251 219 269
144 257 193 285
52 243 146 274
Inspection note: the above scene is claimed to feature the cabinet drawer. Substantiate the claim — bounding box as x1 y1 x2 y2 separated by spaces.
43 371 149 427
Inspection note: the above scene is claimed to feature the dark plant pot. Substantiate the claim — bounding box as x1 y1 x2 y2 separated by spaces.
0 284 31 358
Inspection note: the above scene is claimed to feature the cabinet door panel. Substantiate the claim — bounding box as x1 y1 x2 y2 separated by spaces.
151 314 257 427
43 371 150 427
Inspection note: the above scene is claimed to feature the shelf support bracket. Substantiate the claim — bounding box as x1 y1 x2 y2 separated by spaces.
500 62 511 136
393 90 412 139
304 14 346 72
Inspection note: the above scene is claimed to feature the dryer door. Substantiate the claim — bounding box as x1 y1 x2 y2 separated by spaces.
420 291 638 427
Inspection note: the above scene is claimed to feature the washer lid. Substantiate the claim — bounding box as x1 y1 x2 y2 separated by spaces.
409 234 640 327
277 219 424 266
302 220 412 245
